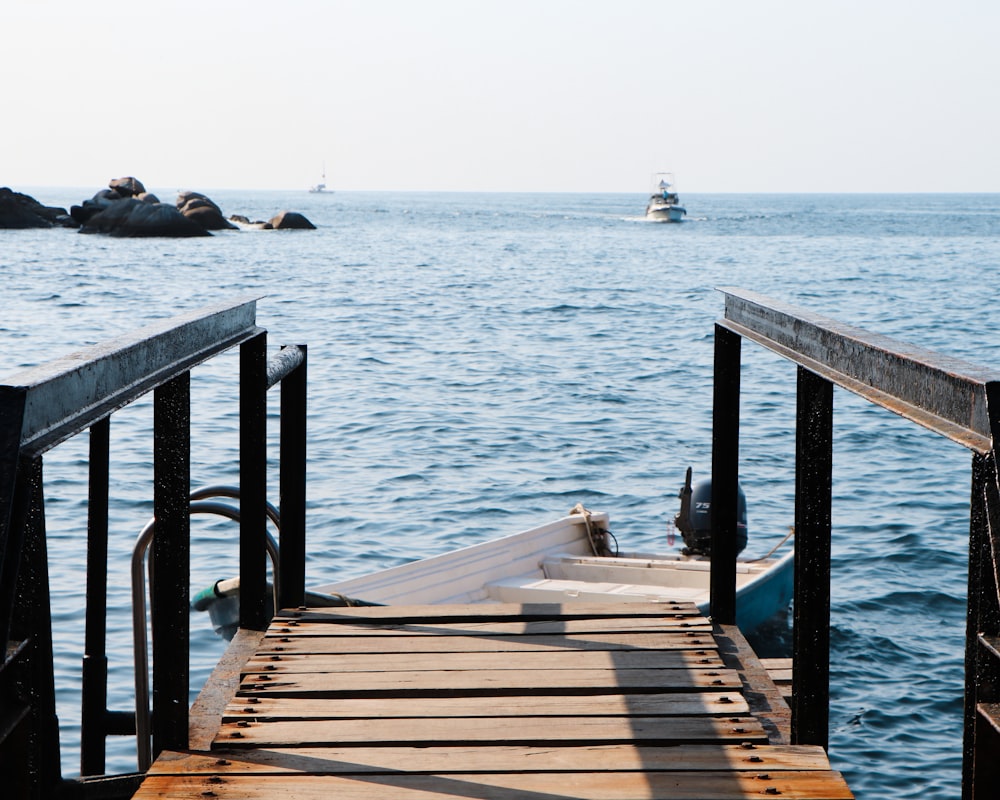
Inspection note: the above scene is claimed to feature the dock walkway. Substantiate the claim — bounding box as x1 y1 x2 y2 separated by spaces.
136 602 852 799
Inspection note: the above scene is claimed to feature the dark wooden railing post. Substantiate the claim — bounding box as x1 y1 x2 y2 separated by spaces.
241 332 269 630
964 453 989 798
710 323 741 625
151 372 191 758
6 456 62 796
792 365 833 749
963 381 1000 799
278 346 307 611
81 417 111 775
0 387 28 648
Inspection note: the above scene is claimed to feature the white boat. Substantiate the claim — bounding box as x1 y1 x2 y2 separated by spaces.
645 172 687 221
193 476 794 639
312 506 793 634
309 164 331 193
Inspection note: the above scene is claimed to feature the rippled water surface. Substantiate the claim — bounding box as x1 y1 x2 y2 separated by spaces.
4 189 1000 797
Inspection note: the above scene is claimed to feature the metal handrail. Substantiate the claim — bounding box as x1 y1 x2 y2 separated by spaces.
8 297 262 459
0 298 307 793
710 287 1000 795
130 486 280 771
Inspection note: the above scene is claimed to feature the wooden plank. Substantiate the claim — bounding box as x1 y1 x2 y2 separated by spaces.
150 743 834 775
243 649 724 673
760 656 793 699
135 770 854 799
189 628 267 750
267 617 712 637
759 658 793 684
137 602 854 800
261 631 719 654
238 667 742 696
222 692 751 720
214 714 768 747
275 602 701 622
714 624 792 745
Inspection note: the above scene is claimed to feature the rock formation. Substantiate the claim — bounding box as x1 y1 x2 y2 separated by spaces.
79 198 211 237
177 191 237 230
3 177 316 236
0 187 76 228
108 176 146 197
269 210 316 229
71 188 132 225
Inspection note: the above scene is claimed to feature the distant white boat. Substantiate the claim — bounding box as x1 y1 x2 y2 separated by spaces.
309 164 332 194
645 172 686 222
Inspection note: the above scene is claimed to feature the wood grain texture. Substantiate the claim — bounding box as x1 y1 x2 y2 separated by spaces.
260 631 719 654
149 743 833 775
243 649 724 673
266 617 712 637
221 692 751 721
214 714 767 747
135 770 853 799
237 666 743 695
136 604 851 799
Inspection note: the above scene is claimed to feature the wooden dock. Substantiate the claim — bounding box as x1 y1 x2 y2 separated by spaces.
135 602 852 799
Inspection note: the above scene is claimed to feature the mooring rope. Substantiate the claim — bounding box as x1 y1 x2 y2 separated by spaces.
569 503 617 557
745 525 795 562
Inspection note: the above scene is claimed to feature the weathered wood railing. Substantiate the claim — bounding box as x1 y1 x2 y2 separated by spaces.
708 287 1000 799
0 298 307 799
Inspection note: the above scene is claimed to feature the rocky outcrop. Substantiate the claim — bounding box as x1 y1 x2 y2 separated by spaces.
71 188 127 225
3 177 316 236
269 210 316 229
71 178 213 236
177 191 237 230
0 187 76 228
109 176 146 197
229 210 318 230
79 198 211 237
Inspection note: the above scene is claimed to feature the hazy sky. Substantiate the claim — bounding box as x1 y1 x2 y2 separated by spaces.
4 1 998 193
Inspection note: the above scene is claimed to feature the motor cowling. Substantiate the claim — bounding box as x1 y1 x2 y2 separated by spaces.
675 472 748 557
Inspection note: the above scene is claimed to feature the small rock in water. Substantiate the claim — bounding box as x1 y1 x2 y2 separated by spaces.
269 210 316 229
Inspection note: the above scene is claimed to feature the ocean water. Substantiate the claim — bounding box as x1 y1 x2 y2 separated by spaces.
4 188 1000 798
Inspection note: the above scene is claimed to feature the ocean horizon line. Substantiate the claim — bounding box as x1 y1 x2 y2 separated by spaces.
8 184 1000 198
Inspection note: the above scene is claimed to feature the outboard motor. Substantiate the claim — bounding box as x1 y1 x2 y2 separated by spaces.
674 468 748 557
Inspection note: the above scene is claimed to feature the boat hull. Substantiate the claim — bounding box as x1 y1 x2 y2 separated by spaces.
645 203 687 222
315 513 793 633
